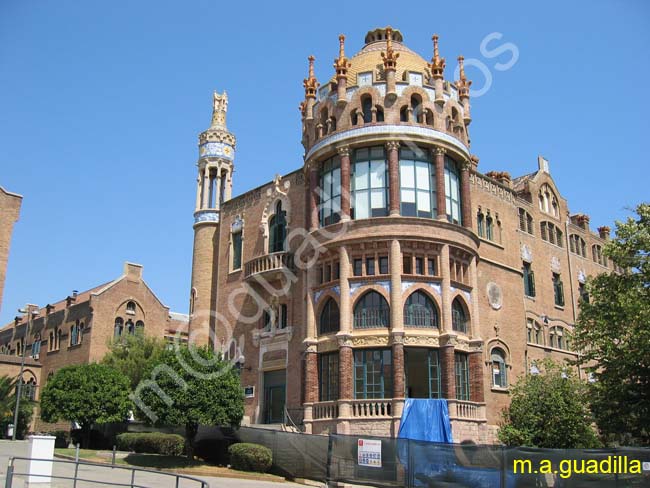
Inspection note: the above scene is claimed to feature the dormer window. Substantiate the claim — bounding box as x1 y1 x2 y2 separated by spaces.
539 184 559 218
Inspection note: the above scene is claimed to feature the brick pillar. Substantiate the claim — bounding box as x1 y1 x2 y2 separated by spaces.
460 161 472 229
392 339 405 399
305 349 319 403
469 351 484 403
386 141 400 216
338 146 351 221
440 344 456 399
309 166 320 231
339 345 353 400
434 147 446 220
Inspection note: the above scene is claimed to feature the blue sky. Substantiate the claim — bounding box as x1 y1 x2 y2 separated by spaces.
1 0 648 324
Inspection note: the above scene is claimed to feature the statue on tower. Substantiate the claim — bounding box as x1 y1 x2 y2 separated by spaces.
211 90 228 128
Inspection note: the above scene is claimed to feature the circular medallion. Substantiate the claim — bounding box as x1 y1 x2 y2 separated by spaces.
487 282 503 310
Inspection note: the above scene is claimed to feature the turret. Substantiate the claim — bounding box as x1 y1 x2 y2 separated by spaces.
333 35 351 107
381 26 399 101
456 56 472 124
303 56 319 121
428 34 446 105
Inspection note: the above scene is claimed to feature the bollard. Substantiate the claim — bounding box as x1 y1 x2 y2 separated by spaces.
112 445 117 465
75 443 80 462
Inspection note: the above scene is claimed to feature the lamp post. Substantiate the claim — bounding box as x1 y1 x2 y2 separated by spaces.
12 304 38 441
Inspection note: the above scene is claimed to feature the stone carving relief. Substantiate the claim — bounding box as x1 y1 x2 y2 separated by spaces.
551 256 561 274
351 336 389 347
577 269 586 284
520 244 533 263
486 282 503 310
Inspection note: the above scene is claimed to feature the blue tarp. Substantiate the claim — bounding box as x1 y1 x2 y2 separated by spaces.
397 399 453 443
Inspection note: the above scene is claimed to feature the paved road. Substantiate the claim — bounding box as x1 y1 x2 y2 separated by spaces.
0 440 313 488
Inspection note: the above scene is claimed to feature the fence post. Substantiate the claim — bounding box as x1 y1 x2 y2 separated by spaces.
73 461 79 488
5 461 13 488
500 445 506 488
326 434 333 485
75 443 80 462
130 469 136 488
112 445 116 465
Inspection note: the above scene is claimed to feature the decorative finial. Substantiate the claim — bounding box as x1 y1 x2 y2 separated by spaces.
456 56 472 99
211 90 228 128
303 55 319 99
333 34 351 76
381 26 399 70
428 34 446 79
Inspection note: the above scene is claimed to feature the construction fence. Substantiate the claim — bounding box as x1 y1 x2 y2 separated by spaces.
237 427 650 487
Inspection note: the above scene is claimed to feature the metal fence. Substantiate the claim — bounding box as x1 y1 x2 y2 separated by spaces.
5 456 209 488
237 427 650 487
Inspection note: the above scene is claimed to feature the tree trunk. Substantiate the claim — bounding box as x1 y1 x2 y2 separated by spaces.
185 423 198 459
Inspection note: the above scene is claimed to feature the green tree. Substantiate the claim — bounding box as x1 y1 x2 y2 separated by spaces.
573 203 650 446
0 375 33 439
40 364 131 447
102 331 166 391
134 345 244 457
498 360 600 448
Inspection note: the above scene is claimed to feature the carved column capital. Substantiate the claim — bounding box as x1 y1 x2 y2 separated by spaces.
461 159 472 171
433 146 447 156
385 141 401 151
337 145 351 158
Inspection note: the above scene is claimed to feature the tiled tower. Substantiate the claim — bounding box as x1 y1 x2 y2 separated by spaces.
188 91 235 346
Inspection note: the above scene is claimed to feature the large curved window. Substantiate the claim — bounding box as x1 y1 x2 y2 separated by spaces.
451 297 468 334
354 291 390 329
404 291 438 328
351 147 388 219
444 157 462 225
399 148 436 218
319 298 340 335
269 201 287 253
320 156 341 226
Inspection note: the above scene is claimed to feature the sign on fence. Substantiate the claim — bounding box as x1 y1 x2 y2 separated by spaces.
358 439 382 468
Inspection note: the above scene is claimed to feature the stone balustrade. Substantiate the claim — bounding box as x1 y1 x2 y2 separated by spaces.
447 399 487 422
244 251 292 280
313 401 339 420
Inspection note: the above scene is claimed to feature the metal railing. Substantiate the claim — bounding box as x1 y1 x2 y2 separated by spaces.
5 456 209 488
353 308 390 328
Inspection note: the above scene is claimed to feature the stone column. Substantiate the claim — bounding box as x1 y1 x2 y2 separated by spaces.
201 166 210 209
386 141 400 216
303 344 318 434
460 161 472 229
195 173 202 211
339 246 351 334
225 170 233 201
434 147 447 220
441 343 456 400
338 146 351 222
305 265 317 340
309 166 320 231
392 337 405 399
389 239 403 331
215 172 222 211
469 351 484 403
469 256 480 339
337 246 352 432
440 244 452 332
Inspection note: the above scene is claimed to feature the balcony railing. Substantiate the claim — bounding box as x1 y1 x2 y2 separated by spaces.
244 251 293 280
404 310 438 328
447 400 487 421
353 308 390 329
313 401 339 420
350 399 392 418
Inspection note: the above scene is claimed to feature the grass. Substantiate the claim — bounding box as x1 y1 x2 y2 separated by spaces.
53 448 287 482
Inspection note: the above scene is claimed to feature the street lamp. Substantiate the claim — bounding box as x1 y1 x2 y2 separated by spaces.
12 304 39 441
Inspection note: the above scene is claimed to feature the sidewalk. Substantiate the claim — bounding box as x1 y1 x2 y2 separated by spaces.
0 440 312 487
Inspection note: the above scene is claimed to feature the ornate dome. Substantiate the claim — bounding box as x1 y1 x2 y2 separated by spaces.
331 28 430 86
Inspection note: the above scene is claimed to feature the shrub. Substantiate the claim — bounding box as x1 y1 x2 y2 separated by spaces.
228 443 272 472
49 430 70 448
116 432 185 457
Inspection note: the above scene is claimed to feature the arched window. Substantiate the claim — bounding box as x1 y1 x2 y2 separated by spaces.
320 107 329 134
400 106 408 122
319 298 340 335
444 157 462 225
425 109 434 126
351 147 388 219
404 291 438 328
354 291 390 329
375 105 384 122
361 95 373 123
114 317 124 338
518 208 534 234
491 348 507 388
527 319 543 345
399 147 436 218
549 326 570 350
70 321 81 346
477 210 485 237
31 334 41 357
539 184 559 217
410 95 422 122
486 214 494 241
126 301 136 314
451 297 468 334
126 320 135 335
135 320 144 332
269 201 287 253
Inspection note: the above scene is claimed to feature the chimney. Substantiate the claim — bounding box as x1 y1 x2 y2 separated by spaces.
124 262 144 281
598 226 611 240
538 155 550 174
485 171 512 188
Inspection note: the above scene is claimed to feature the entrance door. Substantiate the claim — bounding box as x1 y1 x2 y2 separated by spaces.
263 370 286 424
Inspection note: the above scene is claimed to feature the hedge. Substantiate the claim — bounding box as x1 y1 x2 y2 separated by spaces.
228 443 272 472
116 432 184 456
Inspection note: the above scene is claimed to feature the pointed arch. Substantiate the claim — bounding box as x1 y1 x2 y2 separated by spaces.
403 289 439 328
353 290 390 329
451 296 469 334
319 297 340 335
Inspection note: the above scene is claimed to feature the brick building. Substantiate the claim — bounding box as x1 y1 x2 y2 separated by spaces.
188 27 613 443
0 186 22 315
0 262 188 431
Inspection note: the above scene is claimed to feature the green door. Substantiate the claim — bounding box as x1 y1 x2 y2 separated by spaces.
263 370 286 424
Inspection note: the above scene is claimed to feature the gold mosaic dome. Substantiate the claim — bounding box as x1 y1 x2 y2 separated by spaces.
331 27 430 86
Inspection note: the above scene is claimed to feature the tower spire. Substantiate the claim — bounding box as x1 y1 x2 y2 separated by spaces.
381 26 399 100
456 56 472 99
210 90 228 128
429 35 446 79
303 56 319 120
333 35 351 106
